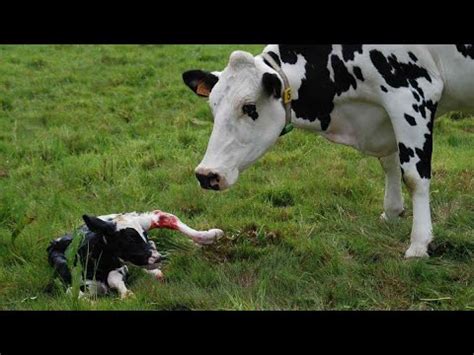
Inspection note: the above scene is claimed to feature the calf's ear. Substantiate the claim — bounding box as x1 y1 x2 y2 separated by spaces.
82 215 115 235
182 70 219 97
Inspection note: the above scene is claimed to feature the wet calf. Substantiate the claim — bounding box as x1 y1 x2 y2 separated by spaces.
47 210 223 299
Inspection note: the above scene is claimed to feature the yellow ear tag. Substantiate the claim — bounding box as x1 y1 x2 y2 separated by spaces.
283 88 292 104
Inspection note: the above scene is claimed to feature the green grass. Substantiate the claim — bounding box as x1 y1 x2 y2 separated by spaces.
0 45 472 310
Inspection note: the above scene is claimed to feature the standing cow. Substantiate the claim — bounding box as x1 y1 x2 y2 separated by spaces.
182 45 474 258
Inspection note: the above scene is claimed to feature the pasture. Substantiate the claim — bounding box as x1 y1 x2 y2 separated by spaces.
0 45 472 310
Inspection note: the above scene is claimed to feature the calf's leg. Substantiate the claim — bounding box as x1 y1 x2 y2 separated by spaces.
151 210 224 245
107 266 133 299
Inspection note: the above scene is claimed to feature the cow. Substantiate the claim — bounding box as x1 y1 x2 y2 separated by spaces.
182 45 474 258
47 210 223 298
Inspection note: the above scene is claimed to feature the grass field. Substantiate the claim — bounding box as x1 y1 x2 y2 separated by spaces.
0 45 472 310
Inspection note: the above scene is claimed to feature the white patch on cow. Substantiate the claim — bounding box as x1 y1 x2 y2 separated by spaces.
107 267 132 299
320 101 397 157
195 50 287 188
98 212 154 242
326 45 342 82
379 152 405 220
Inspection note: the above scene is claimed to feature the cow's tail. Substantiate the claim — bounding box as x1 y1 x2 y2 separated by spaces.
47 236 73 285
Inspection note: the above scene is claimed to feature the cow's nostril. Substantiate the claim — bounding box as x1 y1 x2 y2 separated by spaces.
195 172 221 190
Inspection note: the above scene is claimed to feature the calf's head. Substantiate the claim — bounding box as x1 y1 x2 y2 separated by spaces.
183 50 287 191
82 213 161 266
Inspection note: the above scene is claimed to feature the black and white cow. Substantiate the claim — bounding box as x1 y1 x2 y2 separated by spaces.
183 45 474 258
47 210 223 298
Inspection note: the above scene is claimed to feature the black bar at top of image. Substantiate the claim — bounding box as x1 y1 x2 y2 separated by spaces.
1 8 474 44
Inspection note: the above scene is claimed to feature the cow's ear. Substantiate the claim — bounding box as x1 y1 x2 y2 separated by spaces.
82 215 115 235
262 72 282 99
182 70 219 97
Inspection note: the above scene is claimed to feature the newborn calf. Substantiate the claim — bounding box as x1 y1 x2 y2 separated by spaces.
47 210 223 299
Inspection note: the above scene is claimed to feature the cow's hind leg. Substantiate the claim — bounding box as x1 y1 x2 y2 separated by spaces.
382 85 442 258
379 152 405 221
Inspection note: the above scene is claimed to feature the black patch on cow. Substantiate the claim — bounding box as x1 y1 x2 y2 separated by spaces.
262 72 282 99
412 90 420 102
455 44 474 59
415 133 433 179
277 45 360 131
404 113 417 126
381 85 388 92
369 50 432 89
413 99 437 120
341 45 363 62
414 102 437 179
409 79 425 99
263 51 282 68
331 55 357 94
426 101 437 132
279 47 299 64
398 143 415 164
353 66 364 81
408 52 418 62
242 104 259 121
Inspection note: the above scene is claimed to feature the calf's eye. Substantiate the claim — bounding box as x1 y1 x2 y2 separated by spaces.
242 104 259 121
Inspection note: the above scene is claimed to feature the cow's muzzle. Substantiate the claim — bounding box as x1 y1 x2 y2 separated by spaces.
148 249 162 265
195 168 225 191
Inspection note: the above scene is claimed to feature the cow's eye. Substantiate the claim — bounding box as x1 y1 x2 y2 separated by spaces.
242 104 259 121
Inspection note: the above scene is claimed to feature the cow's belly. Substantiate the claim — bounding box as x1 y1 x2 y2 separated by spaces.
319 101 397 157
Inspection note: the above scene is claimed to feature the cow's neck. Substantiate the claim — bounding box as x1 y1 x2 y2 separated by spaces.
259 45 397 157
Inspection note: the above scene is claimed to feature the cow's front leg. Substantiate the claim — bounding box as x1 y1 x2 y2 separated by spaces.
382 82 442 258
107 266 134 299
379 152 405 221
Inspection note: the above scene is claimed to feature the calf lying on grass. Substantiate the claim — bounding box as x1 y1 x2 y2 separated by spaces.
47 210 223 299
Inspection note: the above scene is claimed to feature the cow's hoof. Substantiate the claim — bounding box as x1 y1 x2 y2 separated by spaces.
405 244 429 258
379 212 389 222
380 209 405 222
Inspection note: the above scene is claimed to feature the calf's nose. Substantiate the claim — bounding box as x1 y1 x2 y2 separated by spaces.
195 168 222 190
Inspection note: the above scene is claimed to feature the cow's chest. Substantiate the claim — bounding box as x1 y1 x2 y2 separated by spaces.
296 101 398 157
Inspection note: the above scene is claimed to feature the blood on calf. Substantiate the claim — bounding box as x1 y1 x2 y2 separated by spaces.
150 210 179 230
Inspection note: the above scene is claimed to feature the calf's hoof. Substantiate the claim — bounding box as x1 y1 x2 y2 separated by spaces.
193 228 224 245
148 268 164 281
120 290 135 300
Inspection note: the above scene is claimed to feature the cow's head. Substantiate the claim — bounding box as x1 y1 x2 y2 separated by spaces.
183 50 287 191
82 212 162 266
